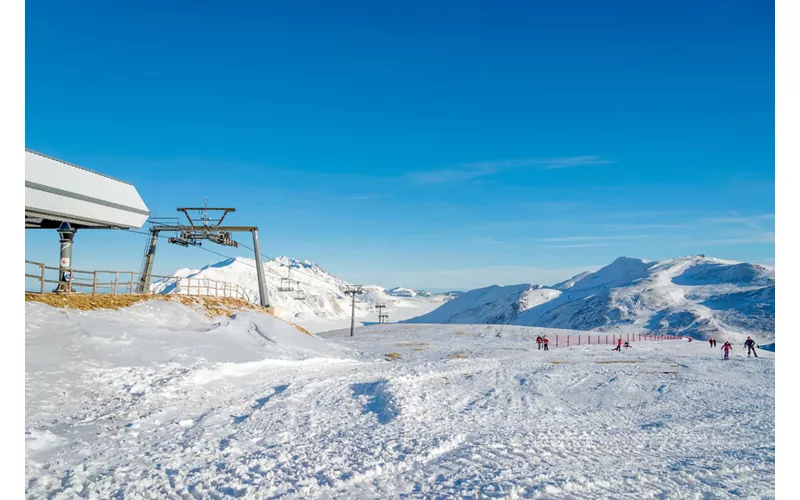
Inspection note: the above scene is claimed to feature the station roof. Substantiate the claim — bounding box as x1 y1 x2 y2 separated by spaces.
25 150 150 229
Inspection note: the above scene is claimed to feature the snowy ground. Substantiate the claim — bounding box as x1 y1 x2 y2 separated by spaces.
26 301 775 499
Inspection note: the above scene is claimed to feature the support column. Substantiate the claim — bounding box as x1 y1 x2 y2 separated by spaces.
251 228 270 308
56 222 76 292
138 230 160 294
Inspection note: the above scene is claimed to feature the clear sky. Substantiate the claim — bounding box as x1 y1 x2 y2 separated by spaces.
25 0 774 291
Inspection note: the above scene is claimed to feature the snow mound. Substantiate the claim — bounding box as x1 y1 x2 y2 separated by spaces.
25 300 348 370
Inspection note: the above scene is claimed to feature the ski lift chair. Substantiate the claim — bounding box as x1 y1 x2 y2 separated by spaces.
278 278 295 292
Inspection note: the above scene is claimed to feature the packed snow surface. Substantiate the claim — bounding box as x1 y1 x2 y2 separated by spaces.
26 300 774 499
409 255 775 341
153 256 448 333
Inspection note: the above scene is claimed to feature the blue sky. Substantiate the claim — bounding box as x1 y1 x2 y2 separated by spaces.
25 0 774 290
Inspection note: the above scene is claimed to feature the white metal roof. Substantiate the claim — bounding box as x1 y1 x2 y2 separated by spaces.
25 150 150 229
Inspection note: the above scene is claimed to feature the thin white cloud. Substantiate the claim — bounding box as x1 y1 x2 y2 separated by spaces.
549 243 616 248
700 212 775 234
336 194 381 201
603 223 688 230
679 233 775 246
409 156 613 184
539 235 651 242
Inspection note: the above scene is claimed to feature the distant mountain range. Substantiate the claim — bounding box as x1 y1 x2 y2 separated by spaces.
405 255 775 341
153 257 449 327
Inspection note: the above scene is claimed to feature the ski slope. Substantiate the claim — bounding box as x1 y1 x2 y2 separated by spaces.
25 300 774 499
409 255 775 342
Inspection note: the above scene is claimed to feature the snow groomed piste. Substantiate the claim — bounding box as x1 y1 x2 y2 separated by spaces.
25 300 774 499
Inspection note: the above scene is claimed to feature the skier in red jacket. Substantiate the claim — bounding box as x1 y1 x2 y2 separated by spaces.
721 341 732 360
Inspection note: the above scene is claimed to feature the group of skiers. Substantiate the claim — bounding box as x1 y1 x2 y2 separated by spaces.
533 333 761 359
715 336 759 360
535 335 549 351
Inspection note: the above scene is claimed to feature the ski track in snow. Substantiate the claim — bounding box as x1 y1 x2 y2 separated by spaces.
26 305 775 499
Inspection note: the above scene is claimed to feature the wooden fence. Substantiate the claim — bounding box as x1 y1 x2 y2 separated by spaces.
24 260 257 302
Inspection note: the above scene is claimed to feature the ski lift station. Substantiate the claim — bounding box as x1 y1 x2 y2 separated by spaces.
25 149 151 290
25 149 150 230
25 149 272 307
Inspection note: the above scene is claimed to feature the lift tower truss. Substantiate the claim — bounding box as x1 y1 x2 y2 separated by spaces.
138 202 270 308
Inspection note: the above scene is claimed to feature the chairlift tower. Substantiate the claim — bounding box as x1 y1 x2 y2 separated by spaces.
137 200 270 308
344 285 364 336
376 304 386 324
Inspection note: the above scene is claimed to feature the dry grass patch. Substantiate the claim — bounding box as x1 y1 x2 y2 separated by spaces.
448 352 468 359
384 352 402 360
550 361 567 364
413 347 426 352
25 293 312 336
595 360 643 365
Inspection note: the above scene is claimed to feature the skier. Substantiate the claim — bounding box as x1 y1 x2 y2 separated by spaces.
721 341 732 360
623 341 631 349
536 336 543 351
712 338 717 347
744 337 758 358
614 338 623 352
543 336 549 351
709 338 714 348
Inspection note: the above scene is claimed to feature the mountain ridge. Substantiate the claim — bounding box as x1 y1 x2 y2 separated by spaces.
405 255 775 341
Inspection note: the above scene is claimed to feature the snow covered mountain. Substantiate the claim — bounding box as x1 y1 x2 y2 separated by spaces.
406 255 775 341
153 257 447 332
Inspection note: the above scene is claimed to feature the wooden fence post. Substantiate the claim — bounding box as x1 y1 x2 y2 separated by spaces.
567 335 570 347
92 271 98 296
39 263 45 294
556 335 559 347
113 271 119 296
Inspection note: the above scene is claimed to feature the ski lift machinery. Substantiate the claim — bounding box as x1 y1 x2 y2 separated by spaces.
137 200 271 308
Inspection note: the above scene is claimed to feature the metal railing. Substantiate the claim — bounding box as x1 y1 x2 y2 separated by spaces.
540 332 684 349
25 260 257 303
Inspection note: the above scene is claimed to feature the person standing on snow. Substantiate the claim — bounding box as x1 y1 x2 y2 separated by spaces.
709 338 714 348
713 338 717 347
615 338 623 352
536 336 543 350
744 337 759 358
721 341 732 360
543 336 549 351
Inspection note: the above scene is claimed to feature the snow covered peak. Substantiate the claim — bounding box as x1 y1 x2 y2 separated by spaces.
155 256 448 332
408 254 775 341
566 256 654 291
